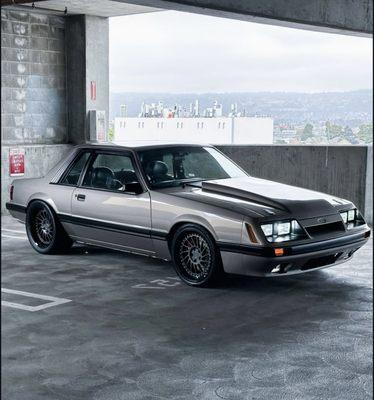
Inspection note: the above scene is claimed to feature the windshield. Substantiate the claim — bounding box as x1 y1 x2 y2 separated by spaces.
137 146 247 188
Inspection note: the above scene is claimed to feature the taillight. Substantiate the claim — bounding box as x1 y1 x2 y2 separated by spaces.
10 185 14 201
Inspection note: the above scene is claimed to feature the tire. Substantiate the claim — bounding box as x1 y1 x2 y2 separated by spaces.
171 224 223 287
26 200 72 254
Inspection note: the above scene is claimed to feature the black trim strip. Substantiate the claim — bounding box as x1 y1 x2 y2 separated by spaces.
290 230 370 254
218 243 274 257
58 214 167 240
218 229 370 258
150 231 168 240
6 203 26 213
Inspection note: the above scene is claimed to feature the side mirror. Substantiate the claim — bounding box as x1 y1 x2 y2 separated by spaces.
124 182 143 195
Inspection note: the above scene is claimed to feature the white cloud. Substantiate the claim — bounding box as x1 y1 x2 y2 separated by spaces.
109 10 373 93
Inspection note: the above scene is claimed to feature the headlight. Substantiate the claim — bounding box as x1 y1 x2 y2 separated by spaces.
261 224 273 237
340 208 364 229
347 209 356 222
277 222 291 235
261 220 306 243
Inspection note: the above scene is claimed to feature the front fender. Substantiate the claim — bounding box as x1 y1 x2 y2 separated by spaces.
169 214 218 241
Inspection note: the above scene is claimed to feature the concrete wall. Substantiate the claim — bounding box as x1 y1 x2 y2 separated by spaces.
1 144 73 213
1 10 110 213
1 9 67 145
218 145 373 223
1 9 69 213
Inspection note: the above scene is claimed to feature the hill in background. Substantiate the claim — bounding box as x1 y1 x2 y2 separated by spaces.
110 89 372 127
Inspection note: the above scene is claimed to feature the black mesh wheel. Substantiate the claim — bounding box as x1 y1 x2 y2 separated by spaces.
33 208 54 248
171 224 223 287
26 201 72 254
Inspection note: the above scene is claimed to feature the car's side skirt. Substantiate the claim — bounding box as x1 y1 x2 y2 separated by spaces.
70 235 156 257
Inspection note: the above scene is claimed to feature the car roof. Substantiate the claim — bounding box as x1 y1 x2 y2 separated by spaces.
76 141 214 151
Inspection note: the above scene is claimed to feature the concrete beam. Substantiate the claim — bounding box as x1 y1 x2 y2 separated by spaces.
116 0 373 36
65 15 109 144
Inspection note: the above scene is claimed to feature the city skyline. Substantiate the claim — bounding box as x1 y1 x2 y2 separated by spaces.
110 89 373 145
110 89 372 122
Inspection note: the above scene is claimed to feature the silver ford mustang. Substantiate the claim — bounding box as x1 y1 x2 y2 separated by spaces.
6 143 371 287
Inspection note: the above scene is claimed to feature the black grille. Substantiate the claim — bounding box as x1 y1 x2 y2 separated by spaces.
301 253 343 270
305 221 345 237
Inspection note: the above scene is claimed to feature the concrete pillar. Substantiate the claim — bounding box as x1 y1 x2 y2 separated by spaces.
65 15 109 144
365 146 373 225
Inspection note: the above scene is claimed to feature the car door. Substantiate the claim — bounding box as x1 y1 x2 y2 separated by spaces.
69 150 154 255
50 149 92 217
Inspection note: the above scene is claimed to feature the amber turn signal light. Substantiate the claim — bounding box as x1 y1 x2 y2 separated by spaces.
245 223 259 244
274 248 284 257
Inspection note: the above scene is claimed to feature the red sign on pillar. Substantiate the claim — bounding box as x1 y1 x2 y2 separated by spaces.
9 148 25 176
90 81 96 101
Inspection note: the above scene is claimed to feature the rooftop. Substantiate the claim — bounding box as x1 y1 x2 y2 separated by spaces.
81 141 214 149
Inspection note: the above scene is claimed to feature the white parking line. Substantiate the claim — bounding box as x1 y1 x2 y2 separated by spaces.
2 228 26 234
132 277 181 290
2 234 27 240
1 288 72 312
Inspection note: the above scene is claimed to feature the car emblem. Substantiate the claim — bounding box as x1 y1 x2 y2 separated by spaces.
317 217 327 224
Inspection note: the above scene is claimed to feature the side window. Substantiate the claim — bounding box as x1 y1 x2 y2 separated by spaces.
60 151 90 186
162 154 174 176
82 153 139 191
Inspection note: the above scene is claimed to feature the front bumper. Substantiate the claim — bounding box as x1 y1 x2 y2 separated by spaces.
219 228 371 277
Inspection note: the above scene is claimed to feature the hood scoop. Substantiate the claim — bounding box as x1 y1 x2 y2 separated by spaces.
202 181 288 211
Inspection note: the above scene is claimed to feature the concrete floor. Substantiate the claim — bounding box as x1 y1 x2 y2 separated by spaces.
1 216 373 400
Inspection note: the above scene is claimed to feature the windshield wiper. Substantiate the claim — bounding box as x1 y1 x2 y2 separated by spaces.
150 178 203 189
181 178 205 188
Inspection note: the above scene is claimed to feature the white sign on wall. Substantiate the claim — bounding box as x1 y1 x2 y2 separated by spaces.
88 110 107 142
96 110 106 142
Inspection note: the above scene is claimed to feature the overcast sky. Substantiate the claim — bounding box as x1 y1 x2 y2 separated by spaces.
109 10 373 93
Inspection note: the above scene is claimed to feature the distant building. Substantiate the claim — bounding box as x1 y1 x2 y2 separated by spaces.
114 116 273 145
136 99 228 119
120 104 127 118
275 129 297 144
193 99 199 117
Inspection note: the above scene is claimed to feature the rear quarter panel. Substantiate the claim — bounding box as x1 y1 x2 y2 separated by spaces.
11 177 73 218
10 147 80 217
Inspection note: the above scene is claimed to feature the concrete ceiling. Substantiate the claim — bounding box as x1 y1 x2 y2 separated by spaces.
21 0 162 17
2 0 372 36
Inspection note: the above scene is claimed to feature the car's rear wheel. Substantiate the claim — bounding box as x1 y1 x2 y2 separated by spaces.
171 224 223 287
26 201 72 254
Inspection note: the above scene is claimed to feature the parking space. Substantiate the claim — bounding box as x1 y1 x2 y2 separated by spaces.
1 216 372 400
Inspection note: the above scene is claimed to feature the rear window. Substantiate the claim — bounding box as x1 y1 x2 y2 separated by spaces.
60 152 90 186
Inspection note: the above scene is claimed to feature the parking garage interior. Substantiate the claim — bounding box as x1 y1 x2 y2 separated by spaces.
1 0 373 399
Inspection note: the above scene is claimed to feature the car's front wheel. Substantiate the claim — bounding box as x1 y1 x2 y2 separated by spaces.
26 200 72 254
171 224 223 287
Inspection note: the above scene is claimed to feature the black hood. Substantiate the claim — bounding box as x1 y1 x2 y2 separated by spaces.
173 177 351 220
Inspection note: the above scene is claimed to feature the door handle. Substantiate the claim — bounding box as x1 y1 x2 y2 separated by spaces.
75 194 86 201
